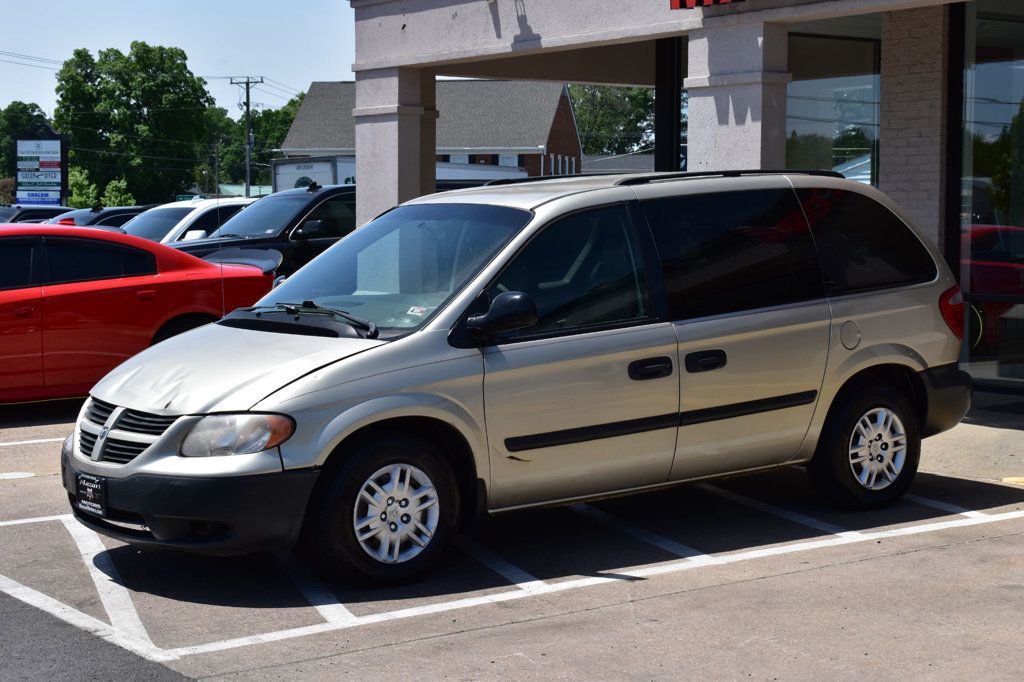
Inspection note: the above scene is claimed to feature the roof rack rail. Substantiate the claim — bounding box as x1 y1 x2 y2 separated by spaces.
614 169 845 186
484 173 620 187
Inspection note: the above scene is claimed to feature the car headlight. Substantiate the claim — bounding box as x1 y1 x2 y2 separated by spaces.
180 413 295 457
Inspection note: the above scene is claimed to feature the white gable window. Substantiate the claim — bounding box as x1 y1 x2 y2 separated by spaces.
449 154 469 165
499 154 519 167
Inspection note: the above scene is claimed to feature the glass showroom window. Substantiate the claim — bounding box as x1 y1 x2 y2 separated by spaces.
786 30 881 186
960 1 1024 385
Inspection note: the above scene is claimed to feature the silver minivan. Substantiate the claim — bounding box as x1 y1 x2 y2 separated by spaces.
62 171 972 583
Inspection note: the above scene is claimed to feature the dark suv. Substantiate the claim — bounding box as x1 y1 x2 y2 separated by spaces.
46 204 157 228
173 181 485 276
0 204 72 223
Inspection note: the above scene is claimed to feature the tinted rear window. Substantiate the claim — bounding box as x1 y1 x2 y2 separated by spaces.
796 188 937 294
0 240 37 290
122 207 192 241
0 207 15 222
45 240 156 284
641 189 824 320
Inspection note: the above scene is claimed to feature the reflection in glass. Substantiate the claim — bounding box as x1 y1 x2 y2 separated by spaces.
786 32 880 185
961 1 1024 384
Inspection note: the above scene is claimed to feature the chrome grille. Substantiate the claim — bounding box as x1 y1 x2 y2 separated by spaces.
84 398 116 425
116 410 178 436
78 397 179 465
99 438 149 464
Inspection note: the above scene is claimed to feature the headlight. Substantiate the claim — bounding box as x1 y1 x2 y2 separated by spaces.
180 413 294 457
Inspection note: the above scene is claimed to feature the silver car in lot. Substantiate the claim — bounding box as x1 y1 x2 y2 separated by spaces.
62 171 972 583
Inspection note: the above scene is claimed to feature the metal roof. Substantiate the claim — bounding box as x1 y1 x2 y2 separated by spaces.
280 80 568 154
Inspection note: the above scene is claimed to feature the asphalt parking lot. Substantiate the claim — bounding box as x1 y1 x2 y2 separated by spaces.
2 394 1024 680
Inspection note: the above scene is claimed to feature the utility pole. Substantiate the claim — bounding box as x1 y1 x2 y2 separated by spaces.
230 76 264 197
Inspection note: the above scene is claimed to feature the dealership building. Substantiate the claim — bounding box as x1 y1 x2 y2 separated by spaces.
349 0 1024 388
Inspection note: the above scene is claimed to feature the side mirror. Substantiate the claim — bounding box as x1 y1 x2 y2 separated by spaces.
295 219 326 240
466 291 538 342
272 275 287 289
183 229 207 241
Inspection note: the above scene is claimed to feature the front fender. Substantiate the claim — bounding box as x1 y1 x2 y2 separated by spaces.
279 393 489 487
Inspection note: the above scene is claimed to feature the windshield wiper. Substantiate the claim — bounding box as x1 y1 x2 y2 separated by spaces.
210 232 249 240
255 301 378 339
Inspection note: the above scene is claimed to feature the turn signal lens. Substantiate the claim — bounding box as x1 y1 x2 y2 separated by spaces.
939 285 965 341
180 413 295 457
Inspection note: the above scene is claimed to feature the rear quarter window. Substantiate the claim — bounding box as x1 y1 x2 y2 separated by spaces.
797 188 937 295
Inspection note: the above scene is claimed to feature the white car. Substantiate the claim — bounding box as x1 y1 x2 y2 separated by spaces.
121 197 258 244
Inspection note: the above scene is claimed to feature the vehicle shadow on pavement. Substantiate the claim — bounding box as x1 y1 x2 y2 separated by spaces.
0 398 84 428
92 469 1024 613
962 391 1024 431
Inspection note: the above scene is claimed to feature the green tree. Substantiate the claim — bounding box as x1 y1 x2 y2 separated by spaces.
990 100 1024 226
0 101 54 179
101 177 135 206
569 85 654 155
0 177 13 204
67 166 99 208
54 42 214 203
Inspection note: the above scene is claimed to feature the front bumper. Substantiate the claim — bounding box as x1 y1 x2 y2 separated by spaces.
921 363 973 437
62 445 319 555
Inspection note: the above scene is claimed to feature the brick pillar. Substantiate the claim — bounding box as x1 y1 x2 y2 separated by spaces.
879 7 950 248
685 22 791 171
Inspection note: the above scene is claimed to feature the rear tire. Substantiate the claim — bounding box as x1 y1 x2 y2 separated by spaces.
808 385 920 509
302 434 459 585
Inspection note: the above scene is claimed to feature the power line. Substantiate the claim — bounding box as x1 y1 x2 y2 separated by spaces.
264 77 302 94
0 57 58 71
0 49 63 65
229 76 264 197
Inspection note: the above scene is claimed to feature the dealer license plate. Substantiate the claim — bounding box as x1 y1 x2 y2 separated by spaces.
75 473 106 517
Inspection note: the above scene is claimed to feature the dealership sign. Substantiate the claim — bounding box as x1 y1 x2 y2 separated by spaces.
16 139 63 205
670 0 745 8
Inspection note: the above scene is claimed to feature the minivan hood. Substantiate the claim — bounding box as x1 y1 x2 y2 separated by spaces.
91 322 383 414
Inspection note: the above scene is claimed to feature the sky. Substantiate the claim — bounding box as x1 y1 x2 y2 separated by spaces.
0 0 356 119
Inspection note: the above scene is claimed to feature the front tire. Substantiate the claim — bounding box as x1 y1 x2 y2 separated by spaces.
809 386 921 509
303 434 459 585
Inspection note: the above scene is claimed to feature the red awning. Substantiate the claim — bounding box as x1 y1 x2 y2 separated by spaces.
670 0 745 8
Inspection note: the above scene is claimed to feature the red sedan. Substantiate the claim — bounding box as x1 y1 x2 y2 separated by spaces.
0 226 274 404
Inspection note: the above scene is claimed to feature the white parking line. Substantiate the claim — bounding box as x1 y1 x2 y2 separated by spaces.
278 556 359 625
0 472 35 480
0 513 72 527
569 503 716 560
0 574 174 662
456 537 550 594
698 484 863 538
59 517 155 648
905 494 990 519
0 437 65 448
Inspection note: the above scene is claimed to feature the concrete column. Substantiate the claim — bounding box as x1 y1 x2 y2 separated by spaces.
879 7 949 248
354 67 427 226
420 71 437 197
684 22 790 171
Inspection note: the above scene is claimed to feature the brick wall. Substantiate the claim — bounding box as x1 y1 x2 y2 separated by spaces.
879 6 950 248
546 92 583 175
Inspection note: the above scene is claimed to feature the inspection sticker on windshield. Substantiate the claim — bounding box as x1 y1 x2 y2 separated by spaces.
407 306 429 316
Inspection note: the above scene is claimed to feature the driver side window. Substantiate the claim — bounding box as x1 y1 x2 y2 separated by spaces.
491 204 650 337
303 195 356 239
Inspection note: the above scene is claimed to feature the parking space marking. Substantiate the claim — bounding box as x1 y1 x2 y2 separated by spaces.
4 499 1024 662
60 517 155 648
569 503 716 560
0 574 174 662
905 493 989 518
0 513 72 528
0 472 35 479
278 556 359 625
456 537 551 594
0 437 65 448
698 484 863 538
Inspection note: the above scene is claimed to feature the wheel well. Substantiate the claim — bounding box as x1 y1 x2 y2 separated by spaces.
321 417 482 528
827 364 927 430
151 313 218 345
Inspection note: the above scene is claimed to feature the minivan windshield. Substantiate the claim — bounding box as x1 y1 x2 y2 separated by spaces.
262 203 531 337
122 207 192 241
207 194 309 239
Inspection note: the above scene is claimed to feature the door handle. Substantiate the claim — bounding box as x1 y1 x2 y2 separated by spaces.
136 289 157 301
685 350 727 373
628 356 674 381
13 306 34 318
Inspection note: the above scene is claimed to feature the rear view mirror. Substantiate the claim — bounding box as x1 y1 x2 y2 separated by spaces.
466 291 538 342
183 229 207 241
